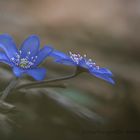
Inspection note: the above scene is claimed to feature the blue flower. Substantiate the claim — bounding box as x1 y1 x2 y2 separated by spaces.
50 50 115 84
0 34 53 80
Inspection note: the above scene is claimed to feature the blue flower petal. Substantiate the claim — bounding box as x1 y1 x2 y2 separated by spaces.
25 68 46 80
0 34 18 58
55 59 76 66
0 52 12 66
13 67 24 77
79 59 89 69
50 50 78 66
97 68 113 76
20 35 40 58
94 73 115 84
90 69 115 84
34 46 53 66
50 50 70 60
89 67 113 76
13 67 46 80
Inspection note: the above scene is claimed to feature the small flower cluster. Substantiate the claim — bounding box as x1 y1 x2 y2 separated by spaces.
0 34 115 84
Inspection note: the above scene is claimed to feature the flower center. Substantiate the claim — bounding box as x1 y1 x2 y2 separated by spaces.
19 58 34 68
69 51 100 69
11 51 38 69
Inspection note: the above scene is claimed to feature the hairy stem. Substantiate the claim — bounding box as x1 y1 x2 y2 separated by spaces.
0 77 19 101
16 69 81 90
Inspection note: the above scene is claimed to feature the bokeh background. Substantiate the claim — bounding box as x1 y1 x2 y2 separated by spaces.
0 0 140 139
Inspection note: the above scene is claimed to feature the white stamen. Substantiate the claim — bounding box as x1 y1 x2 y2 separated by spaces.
69 51 72 55
69 52 100 70
84 54 86 57
10 51 38 69
11 57 15 61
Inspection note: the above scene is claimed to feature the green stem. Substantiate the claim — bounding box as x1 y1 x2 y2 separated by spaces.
16 73 77 90
0 77 19 101
16 69 81 90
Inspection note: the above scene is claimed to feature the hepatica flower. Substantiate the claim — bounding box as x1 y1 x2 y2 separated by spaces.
0 34 53 80
50 50 115 84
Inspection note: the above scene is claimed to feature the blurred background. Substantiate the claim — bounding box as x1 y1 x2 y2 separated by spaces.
0 0 140 139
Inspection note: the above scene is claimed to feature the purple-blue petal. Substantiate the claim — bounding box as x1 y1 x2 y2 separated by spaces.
89 69 115 84
0 52 12 66
13 67 46 81
20 35 40 58
0 34 18 59
89 67 113 76
55 58 76 66
25 68 46 80
97 68 113 76
13 67 24 77
50 50 70 60
50 50 78 66
79 59 89 69
93 73 115 84
34 46 53 66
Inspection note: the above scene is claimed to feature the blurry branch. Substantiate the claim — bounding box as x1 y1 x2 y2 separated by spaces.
42 88 106 124
0 101 15 111
16 83 67 90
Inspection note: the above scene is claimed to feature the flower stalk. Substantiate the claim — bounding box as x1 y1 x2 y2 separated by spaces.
0 77 19 101
16 67 83 90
